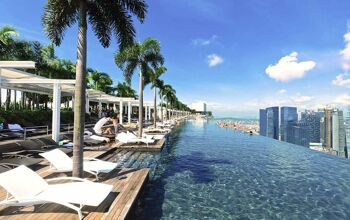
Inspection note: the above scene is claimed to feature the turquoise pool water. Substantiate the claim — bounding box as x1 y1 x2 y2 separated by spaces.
122 120 350 219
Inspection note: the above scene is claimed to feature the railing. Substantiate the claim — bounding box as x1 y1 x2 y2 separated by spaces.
23 125 50 140
0 123 96 141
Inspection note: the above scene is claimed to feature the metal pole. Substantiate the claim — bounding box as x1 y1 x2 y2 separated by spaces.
128 101 131 124
119 100 123 125
52 83 61 142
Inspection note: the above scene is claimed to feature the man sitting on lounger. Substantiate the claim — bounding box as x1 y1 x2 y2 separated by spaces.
93 114 119 135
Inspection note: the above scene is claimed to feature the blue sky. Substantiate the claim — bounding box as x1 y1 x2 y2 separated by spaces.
1 0 350 118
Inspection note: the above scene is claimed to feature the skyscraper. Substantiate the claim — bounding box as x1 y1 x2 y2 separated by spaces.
332 110 346 157
281 107 297 142
345 107 350 157
259 109 267 136
320 117 326 146
266 107 279 140
286 121 310 147
324 108 333 148
300 110 324 143
259 107 279 140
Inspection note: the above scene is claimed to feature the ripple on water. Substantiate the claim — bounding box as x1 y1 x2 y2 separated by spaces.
129 121 350 219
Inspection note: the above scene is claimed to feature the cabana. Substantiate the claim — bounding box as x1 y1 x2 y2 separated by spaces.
0 61 138 142
0 61 190 142
0 61 75 142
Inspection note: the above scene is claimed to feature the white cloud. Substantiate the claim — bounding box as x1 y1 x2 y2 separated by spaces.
332 73 350 87
334 95 350 105
265 52 316 82
192 35 218 46
290 94 314 103
340 32 350 72
334 94 350 105
207 54 223 67
277 89 287 94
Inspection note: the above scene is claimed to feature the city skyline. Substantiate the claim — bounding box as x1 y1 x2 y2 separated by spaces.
259 105 349 158
1 0 350 117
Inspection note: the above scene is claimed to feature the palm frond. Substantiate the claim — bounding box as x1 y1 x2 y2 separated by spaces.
87 1 111 47
120 0 148 22
108 3 136 49
42 0 79 46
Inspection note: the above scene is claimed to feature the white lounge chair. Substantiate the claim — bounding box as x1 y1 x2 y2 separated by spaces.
0 165 112 219
40 149 118 180
128 130 165 140
116 132 155 147
144 127 171 134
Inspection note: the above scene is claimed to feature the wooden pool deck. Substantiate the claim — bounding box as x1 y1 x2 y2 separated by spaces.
114 137 167 151
0 145 150 220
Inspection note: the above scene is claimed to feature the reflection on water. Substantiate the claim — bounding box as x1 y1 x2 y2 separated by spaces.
120 120 350 219
191 119 208 128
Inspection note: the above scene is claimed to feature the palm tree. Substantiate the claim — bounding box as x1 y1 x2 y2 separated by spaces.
0 25 18 45
114 82 137 98
0 25 18 107
87 69 113 93
162 84 176 119
42 0 147 178
115 38 164 137
157 79 165 122
149 66 166 127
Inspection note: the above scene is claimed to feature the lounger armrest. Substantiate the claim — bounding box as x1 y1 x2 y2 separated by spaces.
83 157 101 162
24 150 46 153
0 163 19 169
2 152 30 159
42 145 59 149
46 177 92 183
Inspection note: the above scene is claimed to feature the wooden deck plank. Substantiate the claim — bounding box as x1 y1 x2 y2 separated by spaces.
115 137 167 152
0 143 150 220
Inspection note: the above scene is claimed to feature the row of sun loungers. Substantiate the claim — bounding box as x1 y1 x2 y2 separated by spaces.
0 137 72 173
0 120 178 219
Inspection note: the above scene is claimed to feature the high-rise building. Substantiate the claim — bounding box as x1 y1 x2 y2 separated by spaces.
324 108 334 148
320 117 326 146
259 107 279 139
300 110 324 143
266 107 279 140
332 110 346 157
281 107 297 142
286 121 310 147
345 107 350 157
259 109 267 136
191 102 207 112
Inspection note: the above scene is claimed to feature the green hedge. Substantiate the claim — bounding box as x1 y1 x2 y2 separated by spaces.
0 110 92 127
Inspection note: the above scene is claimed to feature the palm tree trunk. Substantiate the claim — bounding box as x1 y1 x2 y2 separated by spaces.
35 94 39 109
72 0 87 178
160 95 163 123
21 92 25 109
6 89 11 110
153 87 157 128
14 90 16 110
138 66 143 137
166 102 169 120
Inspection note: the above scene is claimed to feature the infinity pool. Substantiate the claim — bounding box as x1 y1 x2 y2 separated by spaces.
129 120 350 219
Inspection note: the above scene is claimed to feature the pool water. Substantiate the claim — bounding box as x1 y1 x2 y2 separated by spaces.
119 120 350 219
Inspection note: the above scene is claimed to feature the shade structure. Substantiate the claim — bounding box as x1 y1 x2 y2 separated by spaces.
0 61 190 141
0 63 139 141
